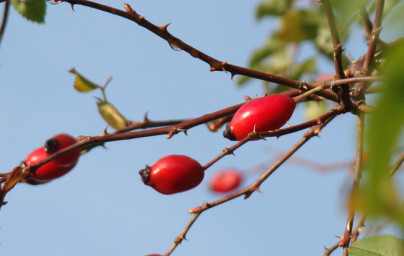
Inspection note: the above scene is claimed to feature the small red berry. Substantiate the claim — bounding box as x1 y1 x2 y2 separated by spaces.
209 169 243 193
223 94 295 140
45 134 81 165
25 133 80 180
139 155 204 195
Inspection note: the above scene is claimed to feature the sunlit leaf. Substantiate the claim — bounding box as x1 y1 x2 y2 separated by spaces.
255 0 294 18
69 68 100 92
10 0 46 23
349 234 404 256
97 100 129 130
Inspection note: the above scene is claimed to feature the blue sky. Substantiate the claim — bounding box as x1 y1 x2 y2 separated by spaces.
0 1 401 256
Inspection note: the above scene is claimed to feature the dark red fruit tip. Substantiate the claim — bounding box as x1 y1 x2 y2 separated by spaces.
223 123 236 141
44 138 59 154
139 165 151 185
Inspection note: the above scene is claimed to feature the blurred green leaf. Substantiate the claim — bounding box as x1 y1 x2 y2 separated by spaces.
97 100 129 130
330 0 369 28
361 41 404 221
69 68 100 92
383 1 404 40
288 57 317 81
249 35 286 66
11 0 46 23
349 234 404 256
255 0 294 18
278 9 324 42
304 101 327 120
314 25 333 58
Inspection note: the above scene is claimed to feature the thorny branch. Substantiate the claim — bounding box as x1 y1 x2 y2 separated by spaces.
163 114 338 256
340 114 365 256
60 0 339 102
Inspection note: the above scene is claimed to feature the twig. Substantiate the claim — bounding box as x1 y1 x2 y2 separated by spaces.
323 214 366 256
320 0 355 113
321 0 344 80
354 0 385 100
163 115 338 255
389 152 404 176
324 151 404 255
340 114 365 256
0 0 10 48
58 0 339 102
163 212 201 256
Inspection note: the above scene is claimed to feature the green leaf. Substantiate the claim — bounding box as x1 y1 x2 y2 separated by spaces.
349 234 404 256
314 25 333 58
97 100 129 130
69 68 100 93
278 9 324 42
304 101 327 120
255 0 294 18
11 0 46 23
249 35 286 66
361 41 404 221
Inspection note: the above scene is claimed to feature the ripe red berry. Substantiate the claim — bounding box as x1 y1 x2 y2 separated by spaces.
25 133 80 180
139 155 204 195
223 94 295 140
209 169 243 193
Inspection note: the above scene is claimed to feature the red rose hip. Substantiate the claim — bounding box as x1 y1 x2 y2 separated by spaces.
139 155 204 195
209 169 243 193
25 133 80 180
224 94 295 140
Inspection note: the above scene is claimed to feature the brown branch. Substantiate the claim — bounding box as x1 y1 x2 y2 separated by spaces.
320 0 356 114
354 0 385 101
340 114 365 256
321 0 344 80
166 116 338 256
323 214 366 256
324 151 404 255
58 0 339 102
0 0 10 48
163 212 201 256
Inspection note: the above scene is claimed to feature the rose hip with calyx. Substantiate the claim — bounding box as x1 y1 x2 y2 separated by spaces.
223 94 295 141
139 155 204 195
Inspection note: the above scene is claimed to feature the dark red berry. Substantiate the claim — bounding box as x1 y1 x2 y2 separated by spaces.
139 155 204 195
223 94 295 140
209 169 243 193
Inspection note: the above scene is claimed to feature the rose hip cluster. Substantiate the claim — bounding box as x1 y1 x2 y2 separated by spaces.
139 94 295 195
24 134 81 181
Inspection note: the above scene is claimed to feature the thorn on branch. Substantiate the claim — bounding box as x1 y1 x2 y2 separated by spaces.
159 23 171 32
166 127 187 139
123 3 135 14
222 147 235 156
209 61 228 73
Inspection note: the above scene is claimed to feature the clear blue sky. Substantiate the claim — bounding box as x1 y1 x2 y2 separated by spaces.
0 1 401 256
